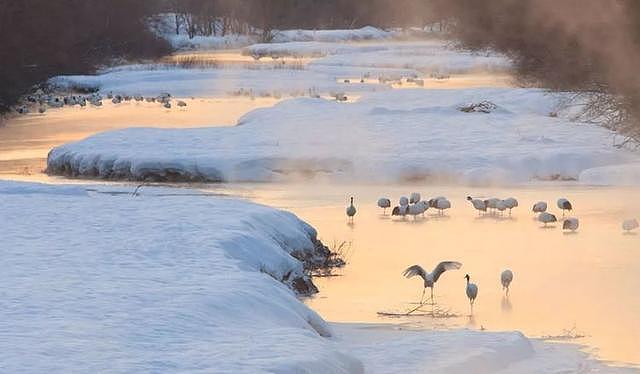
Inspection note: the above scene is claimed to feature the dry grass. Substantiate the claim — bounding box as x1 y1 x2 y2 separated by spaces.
378 303 460 318
309 239 350 277
540 325 588 341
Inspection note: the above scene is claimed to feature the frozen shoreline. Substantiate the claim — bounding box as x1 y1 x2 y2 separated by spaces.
46 88 640 186
0 180 634 372
0 180 340 372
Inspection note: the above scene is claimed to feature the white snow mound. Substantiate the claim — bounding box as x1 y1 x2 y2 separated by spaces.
579 163 640 186
0 181 347 372
47 88 640 185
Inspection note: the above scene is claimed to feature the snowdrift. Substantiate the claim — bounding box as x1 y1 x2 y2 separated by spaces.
51 39 508 99
273 26 393 43
47 88 640 185
579 163 640 186
0 181 348 372
244 40 511 74
156 19 393 50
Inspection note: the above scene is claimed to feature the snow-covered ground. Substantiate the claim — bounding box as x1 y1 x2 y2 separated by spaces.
151 7 399 51
50 64 398 99
246 40 510 74
578 163 640 186
19 28 640 372
51 39 510 100
273 26 393 43
151 11 396 51
0 180 632 373
47 88 640 185
0 180 343 372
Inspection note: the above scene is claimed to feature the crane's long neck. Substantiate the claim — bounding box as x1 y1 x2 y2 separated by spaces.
350 197 354 206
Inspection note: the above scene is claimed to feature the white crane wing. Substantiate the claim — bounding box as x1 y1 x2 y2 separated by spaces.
402 265 427 281
432 261 462 282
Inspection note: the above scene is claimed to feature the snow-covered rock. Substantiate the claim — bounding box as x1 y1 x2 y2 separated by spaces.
47 88 640 185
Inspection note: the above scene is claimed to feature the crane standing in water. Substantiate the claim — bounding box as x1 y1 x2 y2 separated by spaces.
346 196 357 222
465 274 479 311
403 261 462 304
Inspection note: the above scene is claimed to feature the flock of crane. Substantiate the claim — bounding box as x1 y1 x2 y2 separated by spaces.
343 192 640 312
13 90 187 115
401 261 511 311
346 193 639 233
373 193 452 219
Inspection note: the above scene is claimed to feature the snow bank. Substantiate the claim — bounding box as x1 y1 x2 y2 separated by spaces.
49 64 401 99
244 40 511 73
0 180 87 196
579 163 640 186
149 13 258 50
244 41 387 59
166 33 255 50
51 40 507 99
272 26 393 43
0 181 354 372
47 88 640 185
335 324 633 373
151 12 392 51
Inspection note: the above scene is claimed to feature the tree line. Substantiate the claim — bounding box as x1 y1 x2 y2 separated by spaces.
161 0 446 41
0 0 169 114
2 0 639 142
0 0 445 114
439 0 640 142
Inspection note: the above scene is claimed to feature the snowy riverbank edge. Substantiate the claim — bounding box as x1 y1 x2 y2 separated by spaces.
0 180 635 373
0 181 343 372
46 88 640 186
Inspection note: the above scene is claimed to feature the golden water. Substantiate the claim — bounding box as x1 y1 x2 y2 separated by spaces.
216 183 640 367
0 97 279 179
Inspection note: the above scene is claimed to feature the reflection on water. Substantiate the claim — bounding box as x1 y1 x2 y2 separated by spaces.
0 97 280 179
214 183 640 367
